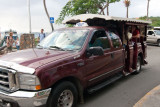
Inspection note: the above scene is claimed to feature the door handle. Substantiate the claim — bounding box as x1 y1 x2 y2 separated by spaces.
77 62 85 67
88 57 94 61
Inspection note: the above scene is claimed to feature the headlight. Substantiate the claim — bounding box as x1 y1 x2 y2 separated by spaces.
17 73 41 90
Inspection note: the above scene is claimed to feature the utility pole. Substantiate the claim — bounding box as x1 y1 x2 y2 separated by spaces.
147 0 150 20
28 0 32 33
43 0 54 32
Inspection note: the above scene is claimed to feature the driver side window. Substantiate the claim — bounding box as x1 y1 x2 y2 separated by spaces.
89 30 110 49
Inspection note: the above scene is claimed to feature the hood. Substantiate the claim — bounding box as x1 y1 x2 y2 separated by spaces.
0 48 75 69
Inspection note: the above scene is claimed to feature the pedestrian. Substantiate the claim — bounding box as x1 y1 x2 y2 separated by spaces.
132 26 140 38
16 37 20 50
38 29 46 43
6 32 15 52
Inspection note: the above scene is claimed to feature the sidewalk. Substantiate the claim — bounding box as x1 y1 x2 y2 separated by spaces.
134 85 160 107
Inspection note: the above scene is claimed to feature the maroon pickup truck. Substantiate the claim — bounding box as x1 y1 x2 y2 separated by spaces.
0 14 150 107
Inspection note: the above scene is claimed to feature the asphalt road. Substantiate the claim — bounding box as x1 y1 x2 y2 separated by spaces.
78 45 160 107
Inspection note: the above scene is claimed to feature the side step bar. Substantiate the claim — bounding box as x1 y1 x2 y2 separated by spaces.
87 73 123 94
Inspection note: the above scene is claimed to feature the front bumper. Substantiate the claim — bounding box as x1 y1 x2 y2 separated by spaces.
0 88 51 107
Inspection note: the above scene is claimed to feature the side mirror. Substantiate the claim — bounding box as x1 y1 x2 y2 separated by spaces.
152 34 155 36
86 47 104 57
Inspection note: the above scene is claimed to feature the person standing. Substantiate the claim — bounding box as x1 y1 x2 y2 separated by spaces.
132 26 140 38
16 37 20 50
6 32 15 52
38 29 46 43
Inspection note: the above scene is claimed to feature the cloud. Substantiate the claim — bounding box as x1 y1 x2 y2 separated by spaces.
109 0 159 18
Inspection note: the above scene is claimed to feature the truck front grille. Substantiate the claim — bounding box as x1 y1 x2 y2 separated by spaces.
0 68 9 90
0 67 17 92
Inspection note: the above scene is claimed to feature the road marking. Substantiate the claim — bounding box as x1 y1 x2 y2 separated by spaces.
134 85 160 107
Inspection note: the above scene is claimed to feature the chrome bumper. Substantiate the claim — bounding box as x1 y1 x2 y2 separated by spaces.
0 88 51 107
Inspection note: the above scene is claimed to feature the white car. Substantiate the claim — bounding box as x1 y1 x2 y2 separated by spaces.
147 30 160 46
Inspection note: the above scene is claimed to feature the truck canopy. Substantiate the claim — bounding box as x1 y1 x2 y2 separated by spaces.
63 14 151 45
63 14 151 25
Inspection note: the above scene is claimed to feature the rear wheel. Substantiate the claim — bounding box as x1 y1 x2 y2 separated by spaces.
157 40 160 47
47 81 78 107
134 56 142 74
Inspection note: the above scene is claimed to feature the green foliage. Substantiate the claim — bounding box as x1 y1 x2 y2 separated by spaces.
139 16 147 20
56 0 121 24
110 0 120 3
139 16 160 26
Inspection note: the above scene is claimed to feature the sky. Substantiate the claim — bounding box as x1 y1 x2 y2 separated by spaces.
0 0 159 33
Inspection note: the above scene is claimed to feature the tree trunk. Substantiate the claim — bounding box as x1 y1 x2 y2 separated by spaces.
107 0 109 16
43 0 54 32
147 0 150 20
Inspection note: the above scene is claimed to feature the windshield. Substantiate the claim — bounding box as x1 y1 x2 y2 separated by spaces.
154 30 160 35
38 29 89 51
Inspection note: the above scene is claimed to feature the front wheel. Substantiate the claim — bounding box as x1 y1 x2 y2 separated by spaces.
47 81 78 107
134 56 142 74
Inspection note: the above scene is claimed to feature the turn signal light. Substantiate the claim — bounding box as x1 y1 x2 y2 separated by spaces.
36 85 41 90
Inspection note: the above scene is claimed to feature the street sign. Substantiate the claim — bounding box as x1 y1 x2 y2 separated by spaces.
50 17 54 23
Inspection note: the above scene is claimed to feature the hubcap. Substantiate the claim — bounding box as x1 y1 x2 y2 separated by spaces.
57 90 73 107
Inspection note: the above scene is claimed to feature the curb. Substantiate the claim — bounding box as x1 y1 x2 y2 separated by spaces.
134 85 160 107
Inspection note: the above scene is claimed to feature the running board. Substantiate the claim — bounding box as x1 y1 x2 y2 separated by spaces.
87 73 123 94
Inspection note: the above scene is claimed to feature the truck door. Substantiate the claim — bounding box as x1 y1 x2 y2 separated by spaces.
85 29 112 86
107 32 124 72
147 31 157 43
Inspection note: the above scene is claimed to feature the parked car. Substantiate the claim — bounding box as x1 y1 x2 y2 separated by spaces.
0 14 150 107
147 30 160 46
0 30 18 48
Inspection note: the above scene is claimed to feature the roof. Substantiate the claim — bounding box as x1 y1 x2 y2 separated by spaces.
63 14 152 25
154 27 160 30
57 26 106 31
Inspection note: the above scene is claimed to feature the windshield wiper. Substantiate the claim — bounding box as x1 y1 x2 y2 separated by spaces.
49 46 65 51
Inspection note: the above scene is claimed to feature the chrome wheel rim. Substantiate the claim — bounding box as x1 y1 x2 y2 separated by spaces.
136 59 141 72
57 90 73 107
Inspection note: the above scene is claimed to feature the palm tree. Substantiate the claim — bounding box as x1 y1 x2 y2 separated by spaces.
147 0 150 20
124 0 130 18
43 0 54 32
99 0 120 15
106 0 109 15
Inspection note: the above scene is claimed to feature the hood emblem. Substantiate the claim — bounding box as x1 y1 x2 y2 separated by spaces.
46 51 50 55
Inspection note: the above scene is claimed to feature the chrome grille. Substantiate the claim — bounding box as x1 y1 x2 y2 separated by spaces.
0 67 17 92
0 68 9 90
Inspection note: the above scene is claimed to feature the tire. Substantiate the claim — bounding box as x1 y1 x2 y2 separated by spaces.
47 81 78 107
134 56 142 74
157 40 160 47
